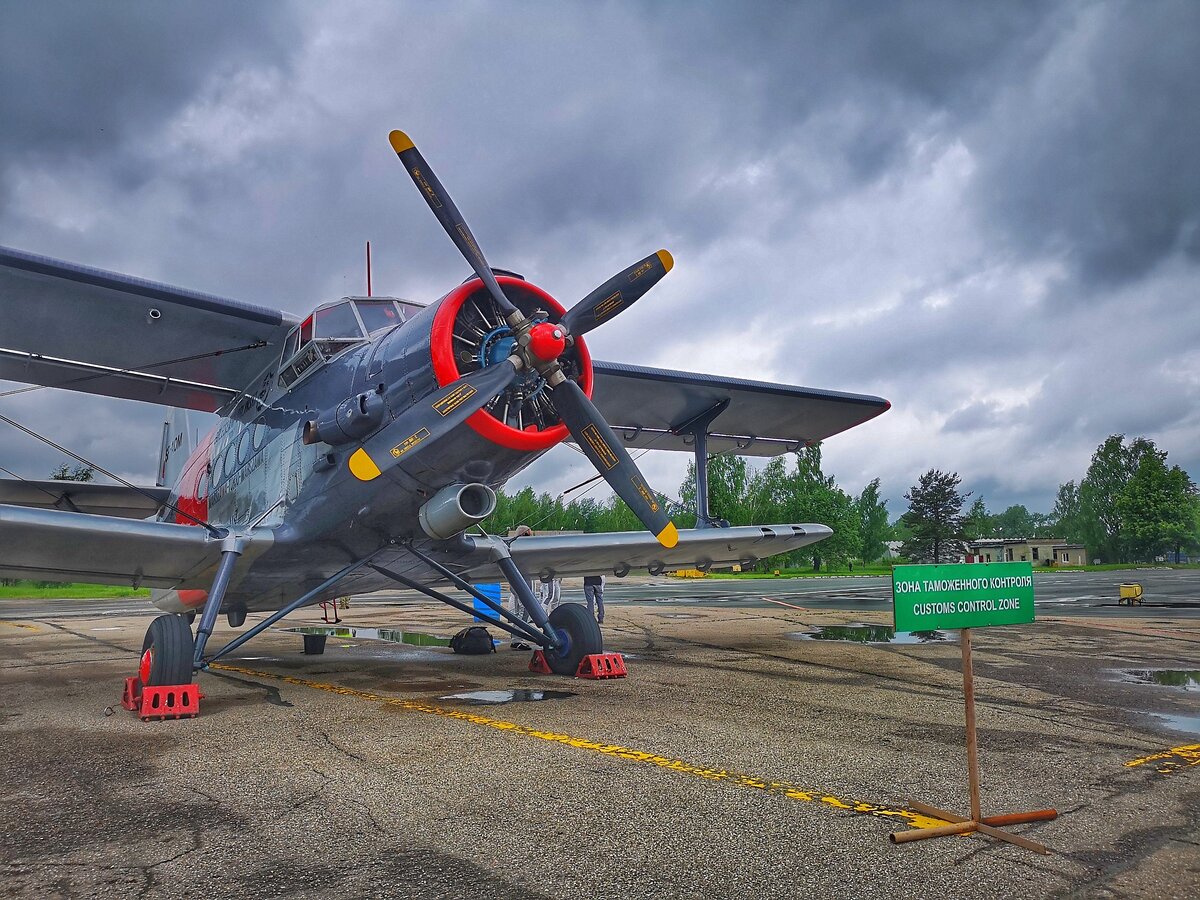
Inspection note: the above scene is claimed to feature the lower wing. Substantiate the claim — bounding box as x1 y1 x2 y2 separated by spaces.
458 523 832 580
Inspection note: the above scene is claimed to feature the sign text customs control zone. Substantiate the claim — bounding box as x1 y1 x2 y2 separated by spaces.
893 562 1034 632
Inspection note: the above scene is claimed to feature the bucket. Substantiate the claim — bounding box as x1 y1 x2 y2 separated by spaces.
473 583 504 623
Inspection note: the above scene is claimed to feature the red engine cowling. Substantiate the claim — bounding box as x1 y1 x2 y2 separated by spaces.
429 275 592 452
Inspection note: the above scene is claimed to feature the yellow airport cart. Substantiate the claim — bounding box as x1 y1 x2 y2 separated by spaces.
1118 583 1143 606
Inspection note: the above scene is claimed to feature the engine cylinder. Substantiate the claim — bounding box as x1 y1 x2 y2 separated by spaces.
418 482 497 540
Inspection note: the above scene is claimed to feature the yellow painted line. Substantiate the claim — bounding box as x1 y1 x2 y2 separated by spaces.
1124 743 1200 775
210 662 945 830
0 620 39 631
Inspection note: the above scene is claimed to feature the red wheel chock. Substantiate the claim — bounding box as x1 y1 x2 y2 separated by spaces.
576 653 627 679
120 677 203 720
529 650 627 678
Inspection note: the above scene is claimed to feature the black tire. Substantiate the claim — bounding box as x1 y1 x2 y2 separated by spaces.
303 634 327 655
140 615 194 686
543 603 602 675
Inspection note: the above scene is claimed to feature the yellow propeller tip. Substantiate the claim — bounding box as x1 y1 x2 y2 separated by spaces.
656 521 679 549
389 130 415 154
348 448 383 481
656 249 674 273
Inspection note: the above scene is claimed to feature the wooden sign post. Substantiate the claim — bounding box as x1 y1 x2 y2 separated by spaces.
888 562 1057 854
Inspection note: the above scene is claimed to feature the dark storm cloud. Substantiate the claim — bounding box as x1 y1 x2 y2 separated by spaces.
0 2 298 164
1 1 1198 517
973 1 1200 287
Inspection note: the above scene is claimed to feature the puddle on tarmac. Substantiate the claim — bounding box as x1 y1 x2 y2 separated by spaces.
789 624 958 644
1121 669 1200 691
1113 670 1200 735
1152 713 1200 735
439 689 576 705
655 613 704 619
281 626 450 647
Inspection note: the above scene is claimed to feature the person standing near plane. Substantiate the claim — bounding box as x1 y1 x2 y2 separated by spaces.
542 576 562 612
583 574 605 624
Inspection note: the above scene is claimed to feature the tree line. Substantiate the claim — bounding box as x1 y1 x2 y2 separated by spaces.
483 433 1200 569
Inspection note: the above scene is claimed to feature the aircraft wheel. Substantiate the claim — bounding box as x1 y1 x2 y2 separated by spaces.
139 615 194 687
543 603 602 675
303 634 327 655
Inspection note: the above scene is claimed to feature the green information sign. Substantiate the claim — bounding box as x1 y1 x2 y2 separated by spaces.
892 562 1035 632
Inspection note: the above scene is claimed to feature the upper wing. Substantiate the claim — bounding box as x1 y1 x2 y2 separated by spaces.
457 523 832 581
0 478 170 519
588 360 889 456
0 504 270 588
0 245 298 412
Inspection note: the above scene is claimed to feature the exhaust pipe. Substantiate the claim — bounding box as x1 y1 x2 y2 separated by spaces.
418 483 497 540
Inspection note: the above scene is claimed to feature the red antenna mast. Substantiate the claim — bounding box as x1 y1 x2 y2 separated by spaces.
365 241 373 297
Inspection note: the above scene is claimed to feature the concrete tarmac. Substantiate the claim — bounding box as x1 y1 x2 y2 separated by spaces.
2 575 1199 898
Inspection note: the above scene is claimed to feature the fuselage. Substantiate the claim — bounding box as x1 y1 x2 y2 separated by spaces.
152 275 589 614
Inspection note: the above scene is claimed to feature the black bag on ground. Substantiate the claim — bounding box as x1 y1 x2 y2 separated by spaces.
450 626 496 654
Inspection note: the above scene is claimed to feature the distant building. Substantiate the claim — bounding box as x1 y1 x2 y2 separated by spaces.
965 537 1087 567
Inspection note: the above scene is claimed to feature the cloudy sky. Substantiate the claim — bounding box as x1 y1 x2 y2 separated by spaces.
2 0 1198 521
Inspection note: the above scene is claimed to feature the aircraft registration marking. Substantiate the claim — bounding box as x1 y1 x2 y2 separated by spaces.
581 424 618 469
594 291 623 320
212 662 948 831
433 383 477 416
391 427 432 458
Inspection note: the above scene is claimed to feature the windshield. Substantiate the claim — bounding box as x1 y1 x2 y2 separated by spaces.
354 299 404 333
314 302 365 340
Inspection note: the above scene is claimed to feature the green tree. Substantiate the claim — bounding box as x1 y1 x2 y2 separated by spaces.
679 454 750 526
899 469 969 563
854 478 890 562
991 504 1039 539
50 464 94 482
774 445 860 570
1117 450 1199 562
962 497 991 540
1050 481 1085 543
1080 435 1156 562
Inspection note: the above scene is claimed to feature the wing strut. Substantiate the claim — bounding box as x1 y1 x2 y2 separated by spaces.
670 399 730 528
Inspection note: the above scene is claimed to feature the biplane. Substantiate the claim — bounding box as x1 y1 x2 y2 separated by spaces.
0 131 888 685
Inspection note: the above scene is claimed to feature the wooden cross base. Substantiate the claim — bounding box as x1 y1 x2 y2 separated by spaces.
890 800 1056 854
887 630 1057 855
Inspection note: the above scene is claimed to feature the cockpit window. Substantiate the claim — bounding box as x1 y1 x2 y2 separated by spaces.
354 299 404 333
315 302 365 340
278 302 369 389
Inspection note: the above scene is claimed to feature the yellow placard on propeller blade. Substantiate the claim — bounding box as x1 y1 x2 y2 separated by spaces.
656 249 674 273
656 521 679 549
348 448 383 481
389 130 415 154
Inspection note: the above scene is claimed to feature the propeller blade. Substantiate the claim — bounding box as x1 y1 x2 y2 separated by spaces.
550 378 678 548
561 250 673 337
348 359 520 482
389 130 518 319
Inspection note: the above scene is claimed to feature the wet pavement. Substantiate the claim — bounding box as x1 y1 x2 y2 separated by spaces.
2 576 1199 898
